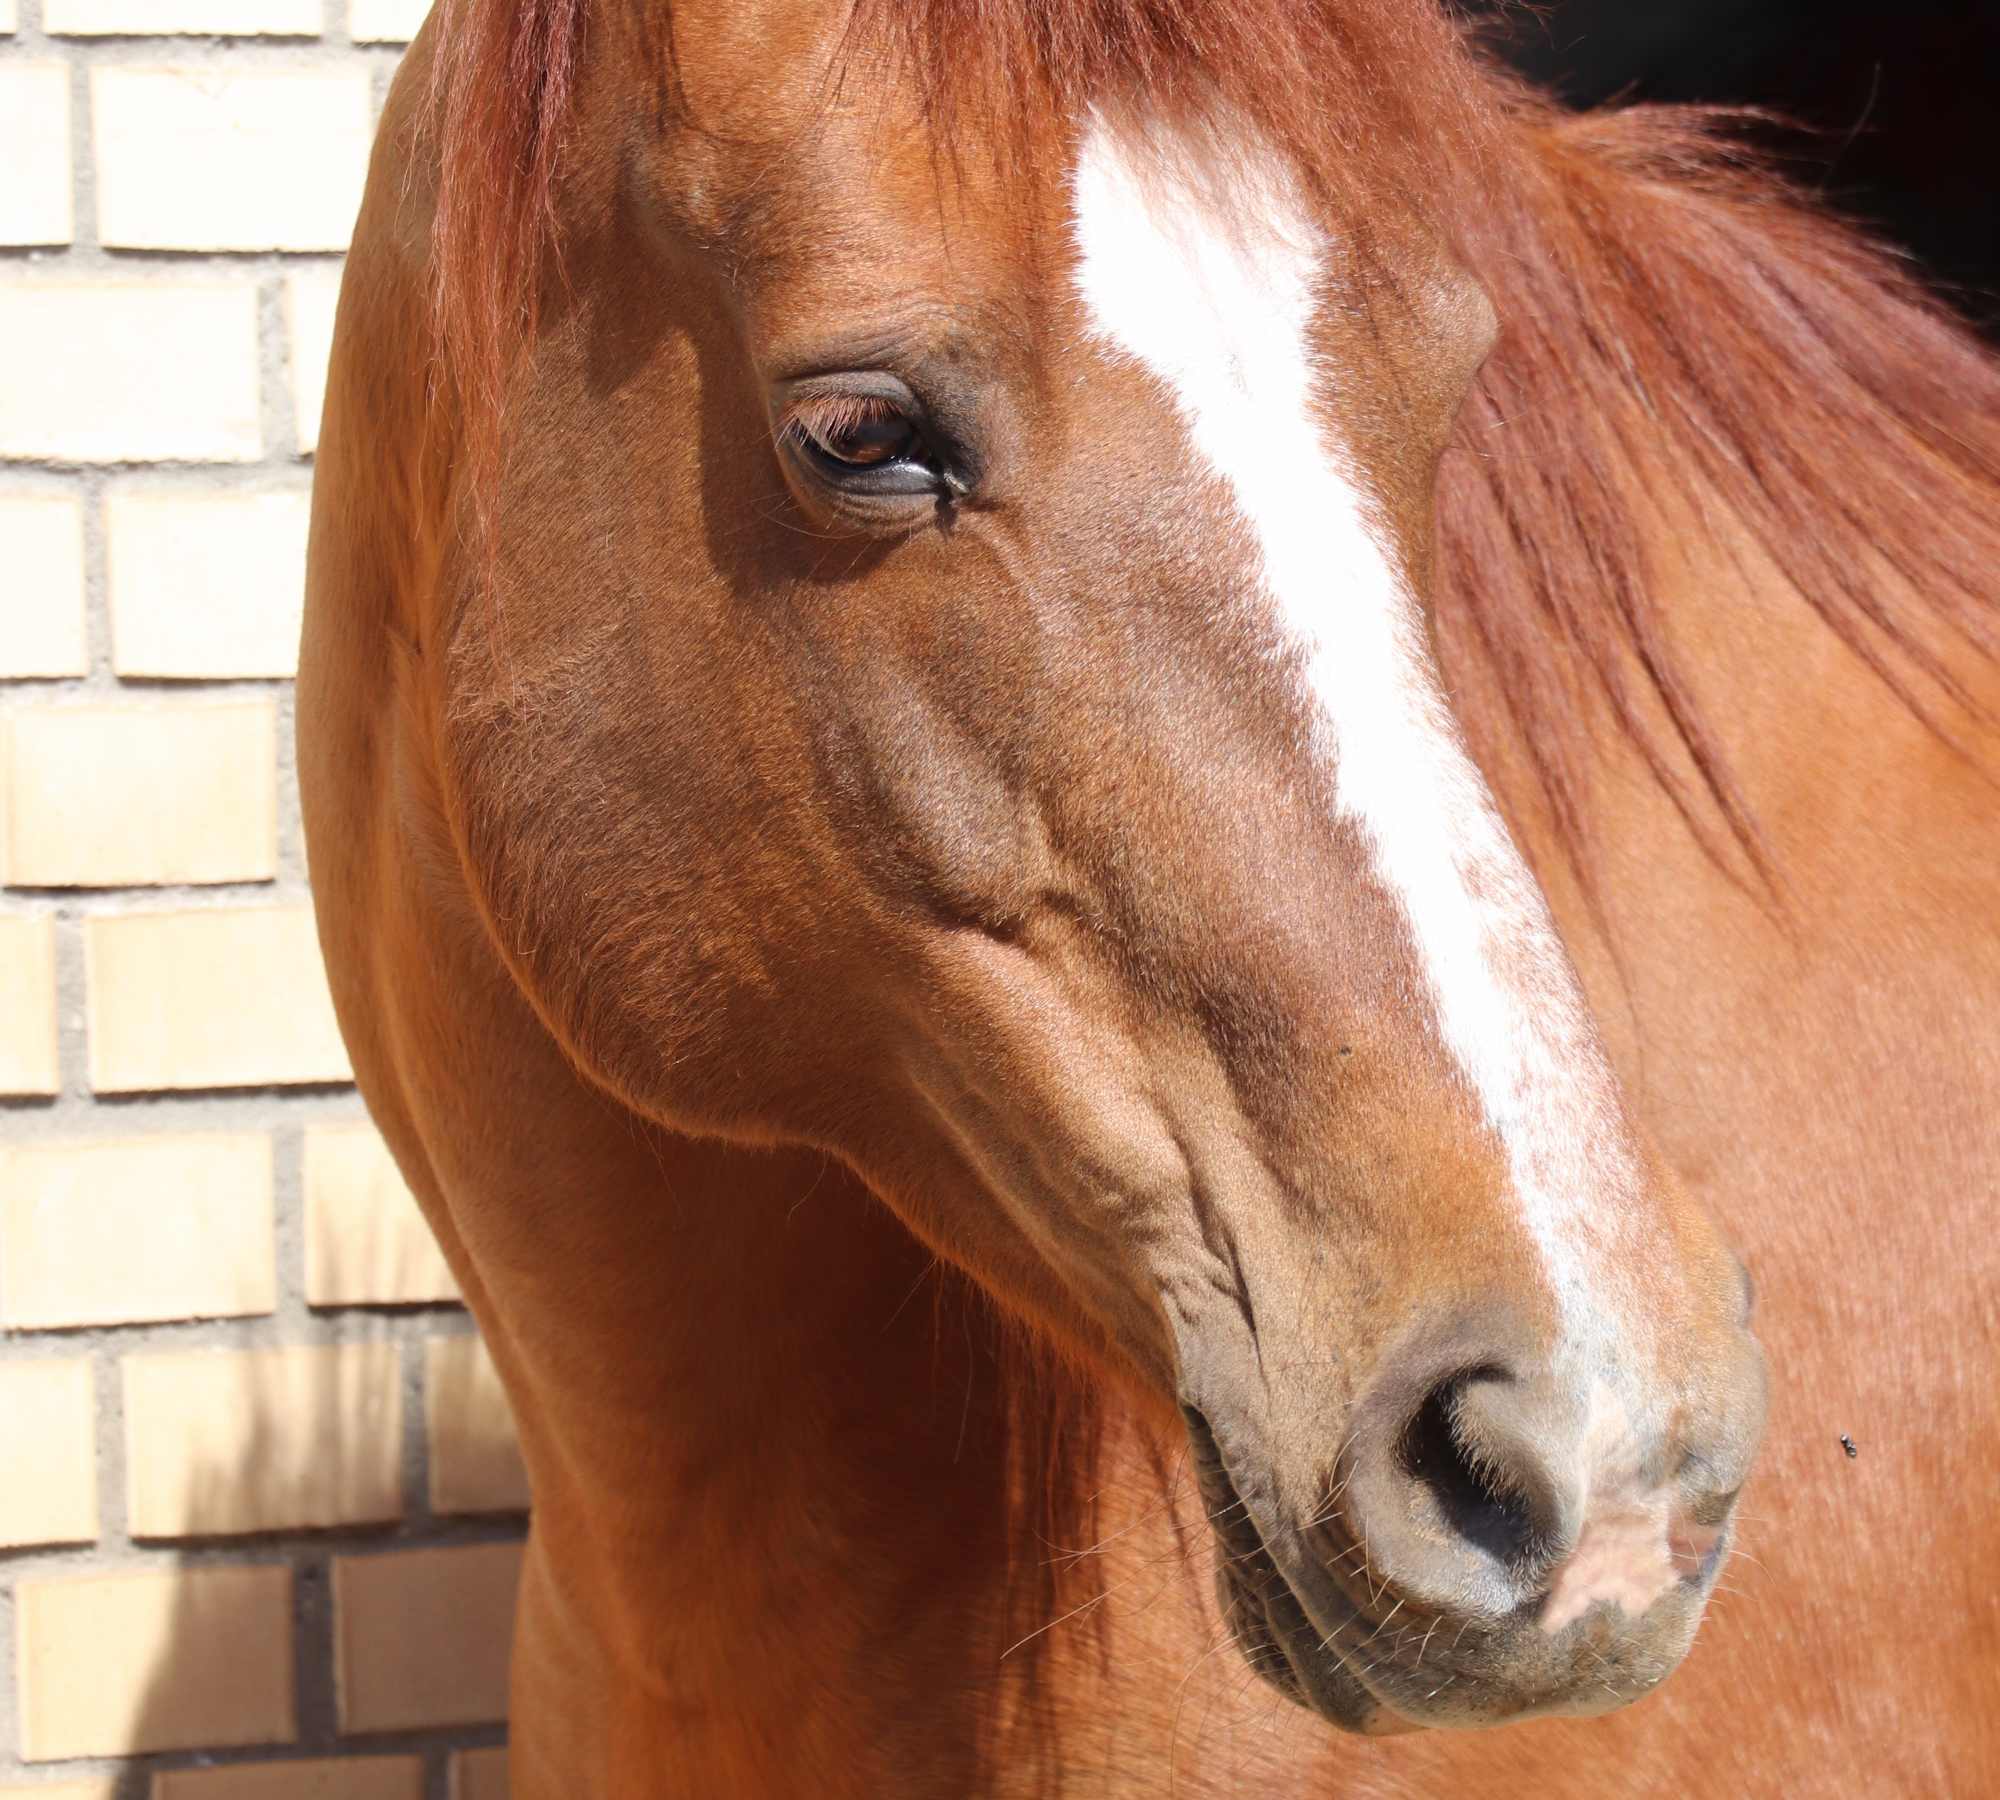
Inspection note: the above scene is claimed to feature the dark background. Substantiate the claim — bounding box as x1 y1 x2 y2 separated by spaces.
1477 0 2000 336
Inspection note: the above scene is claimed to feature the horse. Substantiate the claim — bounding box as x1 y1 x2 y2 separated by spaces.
297 1 2000 1793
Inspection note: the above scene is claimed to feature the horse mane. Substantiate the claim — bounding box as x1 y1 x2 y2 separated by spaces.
1438 104 2000 885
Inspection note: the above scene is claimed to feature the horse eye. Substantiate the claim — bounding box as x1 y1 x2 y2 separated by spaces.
789 397 924 474
811 413 919 468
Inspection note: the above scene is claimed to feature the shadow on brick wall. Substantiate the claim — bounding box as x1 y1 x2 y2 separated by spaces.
20 1350 524 1799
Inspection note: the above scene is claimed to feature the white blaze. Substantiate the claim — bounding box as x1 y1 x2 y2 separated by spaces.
1069 120 1637 1336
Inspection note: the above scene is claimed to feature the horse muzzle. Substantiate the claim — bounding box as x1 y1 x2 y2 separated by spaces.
1180 1299 1766 1732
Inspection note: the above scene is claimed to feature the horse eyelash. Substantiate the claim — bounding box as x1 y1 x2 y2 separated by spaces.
778 391 910 452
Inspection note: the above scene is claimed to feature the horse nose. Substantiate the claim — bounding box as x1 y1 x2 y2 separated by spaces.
1335 1317 1763 1623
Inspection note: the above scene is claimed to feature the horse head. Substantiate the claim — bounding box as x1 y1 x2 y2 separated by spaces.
427 0 1766 1733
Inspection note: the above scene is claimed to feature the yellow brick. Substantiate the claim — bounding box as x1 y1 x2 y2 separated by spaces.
286 266 341 456
0 1784 117 1800
85 904 352 1092
334 1543 521 1732
304 1122 458 1307
15 1564 294 1760
0 280 260 463
94 68 371 253
3 702 277 888
350 0 431 44
49 0 319 31
154 1760 423 1800
0 493 88 678
0 66 72 247
0 912 59 1095
428 1336 529 1515
125 1342 403 1538
0 1360 97 1549
450 1750 509 1800
1 1134 274 1328
106 489 308 679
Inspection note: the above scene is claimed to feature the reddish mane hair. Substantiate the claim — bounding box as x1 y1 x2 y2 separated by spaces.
1441 105 2000 884
428 0 584 430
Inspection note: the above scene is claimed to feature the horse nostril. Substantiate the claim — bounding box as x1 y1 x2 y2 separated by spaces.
1339 1324 1590 1617
1398 1370 1548 1570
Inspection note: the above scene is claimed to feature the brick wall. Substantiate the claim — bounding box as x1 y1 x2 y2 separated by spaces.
0 6 528 1797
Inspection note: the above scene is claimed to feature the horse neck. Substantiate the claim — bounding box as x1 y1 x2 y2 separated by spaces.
468 1065 1030 1644
415 967 1077 1783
